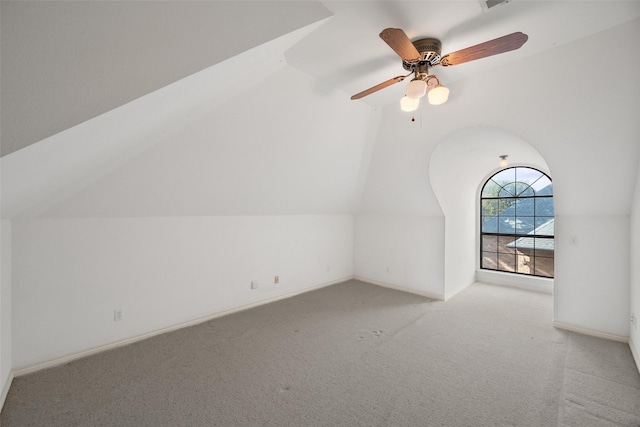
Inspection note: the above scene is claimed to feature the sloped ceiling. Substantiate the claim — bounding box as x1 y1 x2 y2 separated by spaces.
286 1 640 107
36 65 373 218
358 18 640 217
2 1 640 220
2 19 361 219
0 0 332 156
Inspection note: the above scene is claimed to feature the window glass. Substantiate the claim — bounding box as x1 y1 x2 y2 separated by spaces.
498 217 517 234
480 167 554 278
482 252 497 270
482 235 497 252
532 177 552 195
481 216 498 233
535 198 554 216
515 183 534 197
499 183 517 197
515 198 534 216
491 168 516 184
534 218 554 235
482 199 499 216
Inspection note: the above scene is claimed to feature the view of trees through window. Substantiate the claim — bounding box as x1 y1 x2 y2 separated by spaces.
480 167 554 278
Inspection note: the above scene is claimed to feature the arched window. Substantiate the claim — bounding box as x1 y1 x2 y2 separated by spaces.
480 167 554 278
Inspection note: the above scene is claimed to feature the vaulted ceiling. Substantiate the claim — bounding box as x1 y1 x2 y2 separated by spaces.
0 1 332 155
2 1 640 219
286 1 640 106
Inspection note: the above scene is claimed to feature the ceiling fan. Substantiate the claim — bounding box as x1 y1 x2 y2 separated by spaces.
351 28 528 107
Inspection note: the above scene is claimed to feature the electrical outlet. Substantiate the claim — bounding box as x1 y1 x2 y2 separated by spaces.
251 281 259 290
274 276 279 284
114 309 123 322
632 312 637 329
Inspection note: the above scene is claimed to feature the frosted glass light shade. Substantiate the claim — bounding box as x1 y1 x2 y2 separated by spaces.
428 84 449 105
405 79 427 99
400 96 420 112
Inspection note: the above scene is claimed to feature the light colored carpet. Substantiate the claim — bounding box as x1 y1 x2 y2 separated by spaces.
2 280 639 426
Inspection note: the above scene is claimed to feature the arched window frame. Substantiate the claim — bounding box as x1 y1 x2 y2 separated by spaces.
479 166 554 278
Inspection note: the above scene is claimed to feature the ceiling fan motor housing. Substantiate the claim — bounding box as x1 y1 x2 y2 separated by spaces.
402 38 442 72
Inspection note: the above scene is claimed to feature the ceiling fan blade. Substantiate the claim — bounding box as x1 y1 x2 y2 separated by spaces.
351 75 409 100
379 28 421 62
439 32 528 66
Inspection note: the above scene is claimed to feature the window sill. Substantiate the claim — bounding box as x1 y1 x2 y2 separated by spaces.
475 269 553 295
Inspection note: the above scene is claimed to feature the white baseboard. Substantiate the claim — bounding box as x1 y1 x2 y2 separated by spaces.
443 282 472 301
0 371 14 411
629 336 640 375
354 276 445 301
13 277 350 378
553 320 629 343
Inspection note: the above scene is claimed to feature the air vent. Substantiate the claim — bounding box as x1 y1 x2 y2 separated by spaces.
485 0 510 9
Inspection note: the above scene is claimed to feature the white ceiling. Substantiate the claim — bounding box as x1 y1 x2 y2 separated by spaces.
286 1 640 106
4 0 639 157
0 1 332 156
2 1 640 219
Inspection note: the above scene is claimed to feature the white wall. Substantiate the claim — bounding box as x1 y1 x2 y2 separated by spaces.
0 220 12 402
3 14 372 371
554 215 630 337
4 3 639 380
12 215 353 368
354 214 445 298
354 101 447 297
356 20 639 337
630 162 640 363
429 128 550 298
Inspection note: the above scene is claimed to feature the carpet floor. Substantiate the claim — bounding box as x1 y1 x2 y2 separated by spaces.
2 280 639 426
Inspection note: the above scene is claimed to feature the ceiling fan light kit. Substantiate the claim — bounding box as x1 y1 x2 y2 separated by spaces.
400 96 420 112
351 28 528 117
405 79 427 99
427 84 450 105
